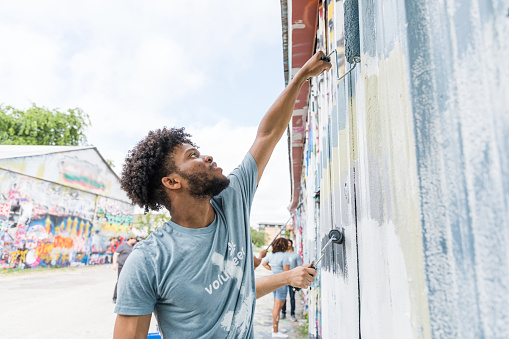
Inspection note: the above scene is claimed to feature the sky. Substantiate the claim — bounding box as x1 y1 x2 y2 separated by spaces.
0 0 292 226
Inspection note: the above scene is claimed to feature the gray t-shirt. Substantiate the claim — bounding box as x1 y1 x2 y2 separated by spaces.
115 153 258 339
115 243 134 267
263 252 289 274
286 251 302 270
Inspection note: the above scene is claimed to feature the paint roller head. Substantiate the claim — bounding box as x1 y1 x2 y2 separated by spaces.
344 0 360 64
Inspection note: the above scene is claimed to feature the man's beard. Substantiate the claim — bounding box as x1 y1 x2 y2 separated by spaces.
179 171 230 199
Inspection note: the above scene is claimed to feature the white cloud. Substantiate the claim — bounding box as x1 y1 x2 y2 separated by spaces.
0 0 291 226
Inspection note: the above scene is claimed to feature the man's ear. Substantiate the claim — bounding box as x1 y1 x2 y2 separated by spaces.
161 175 181 190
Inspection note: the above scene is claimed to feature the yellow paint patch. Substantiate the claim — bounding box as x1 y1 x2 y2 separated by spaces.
360 45 431 339
37 164 45 178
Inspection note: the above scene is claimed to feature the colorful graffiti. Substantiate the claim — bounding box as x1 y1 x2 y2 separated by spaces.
0 169 134 270
61 162 107 191
94 196 134 236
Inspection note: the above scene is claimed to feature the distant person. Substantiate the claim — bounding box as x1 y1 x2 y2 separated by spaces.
262 237 290 338
253 248 268 269
112 236 137 303
281 239 302 321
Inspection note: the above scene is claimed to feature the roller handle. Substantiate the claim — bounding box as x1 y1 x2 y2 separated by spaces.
321 55 331 62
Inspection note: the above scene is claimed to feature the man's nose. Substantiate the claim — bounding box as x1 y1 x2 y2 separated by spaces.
203 155 213 163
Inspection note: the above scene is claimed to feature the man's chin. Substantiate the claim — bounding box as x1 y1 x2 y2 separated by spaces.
188 176 230 198
211 177 230 196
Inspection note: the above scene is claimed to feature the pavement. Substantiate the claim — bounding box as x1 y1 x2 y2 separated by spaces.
0 263 306 338
253 264 306 339
0 265 133 338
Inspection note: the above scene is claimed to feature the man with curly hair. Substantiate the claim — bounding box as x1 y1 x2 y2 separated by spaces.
113 52 331 339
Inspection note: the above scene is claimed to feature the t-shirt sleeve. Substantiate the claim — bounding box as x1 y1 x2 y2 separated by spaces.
115 244 123 254
226 152 258 209
114 249 157 316
282 254 290 266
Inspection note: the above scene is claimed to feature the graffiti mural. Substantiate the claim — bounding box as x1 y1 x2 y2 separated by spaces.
0 169 134 270
94 196 134 237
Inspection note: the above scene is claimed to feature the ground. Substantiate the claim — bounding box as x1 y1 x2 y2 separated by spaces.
1 264 306 338
254 263 307 339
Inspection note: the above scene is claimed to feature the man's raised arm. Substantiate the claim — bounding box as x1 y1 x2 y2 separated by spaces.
249 52 332 184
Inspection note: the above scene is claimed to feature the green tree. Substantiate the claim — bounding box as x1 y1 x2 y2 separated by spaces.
250 227 268 248
0 104 90 145
133 212 170 237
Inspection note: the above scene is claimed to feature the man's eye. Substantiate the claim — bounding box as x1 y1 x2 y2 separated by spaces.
190 152 197 158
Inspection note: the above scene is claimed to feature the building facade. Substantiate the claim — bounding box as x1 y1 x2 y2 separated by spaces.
258 222 287 247
0 146 134 269
282 0 509 338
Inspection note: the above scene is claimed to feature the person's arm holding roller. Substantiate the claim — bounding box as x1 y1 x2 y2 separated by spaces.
249 51 331 297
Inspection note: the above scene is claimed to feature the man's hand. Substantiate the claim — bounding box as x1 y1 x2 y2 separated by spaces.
113 263 118 270
297 51 333 80
259 249 267 259
255 262 316 298
286 263 316 289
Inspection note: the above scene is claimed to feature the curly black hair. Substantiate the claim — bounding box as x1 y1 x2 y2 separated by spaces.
121 127 195 213
272 237 288 253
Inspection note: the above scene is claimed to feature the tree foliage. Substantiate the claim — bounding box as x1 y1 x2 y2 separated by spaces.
250 227 268 248
0 104 90 145
133 212 170 237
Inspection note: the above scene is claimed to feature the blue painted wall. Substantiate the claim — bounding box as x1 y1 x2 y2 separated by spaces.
288 0 509 338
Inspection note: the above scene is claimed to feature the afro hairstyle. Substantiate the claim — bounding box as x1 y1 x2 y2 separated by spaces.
121 127 195 213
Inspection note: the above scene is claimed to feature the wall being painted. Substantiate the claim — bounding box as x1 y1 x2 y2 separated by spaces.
286 0 509 338
0 148 134 269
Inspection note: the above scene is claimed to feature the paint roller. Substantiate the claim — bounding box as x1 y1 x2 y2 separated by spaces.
307 0 357 265
292 228 344 292
310 228 344 270
344 0 360 65
313 0 361 81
